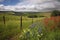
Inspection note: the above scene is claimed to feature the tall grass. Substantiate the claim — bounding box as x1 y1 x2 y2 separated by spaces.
0 14 60 40
0 14 40 40
19 16 60 40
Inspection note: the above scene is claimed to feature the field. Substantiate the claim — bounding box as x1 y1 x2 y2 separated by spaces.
0 12 60 40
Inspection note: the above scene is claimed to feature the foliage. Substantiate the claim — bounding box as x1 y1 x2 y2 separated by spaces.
28 15 38 18
51 10 60 16
44 16 60 31
0 13 60 40
0 14 32 40
19 16 60 40
19 22 47 40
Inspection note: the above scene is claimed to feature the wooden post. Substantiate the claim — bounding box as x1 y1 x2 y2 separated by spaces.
20 15 22 30
3 15 5 25
32 17 33 24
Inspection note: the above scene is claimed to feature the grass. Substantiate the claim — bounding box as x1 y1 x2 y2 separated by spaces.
0 13 60 40
0 13 44 40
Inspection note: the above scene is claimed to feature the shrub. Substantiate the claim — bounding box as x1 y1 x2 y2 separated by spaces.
43 16 60 31
28 15 38 18
51 10 60 17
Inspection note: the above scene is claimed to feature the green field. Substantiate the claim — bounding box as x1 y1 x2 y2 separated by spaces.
0 13 60 40
0 13 46 40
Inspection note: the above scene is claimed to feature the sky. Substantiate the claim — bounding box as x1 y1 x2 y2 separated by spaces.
0 0 60 12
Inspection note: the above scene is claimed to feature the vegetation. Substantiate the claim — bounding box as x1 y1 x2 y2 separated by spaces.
0 13 43 40
51 10 60 16
0 12 60 40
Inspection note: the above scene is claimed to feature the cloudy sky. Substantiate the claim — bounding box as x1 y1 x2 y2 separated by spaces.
0 0 60 12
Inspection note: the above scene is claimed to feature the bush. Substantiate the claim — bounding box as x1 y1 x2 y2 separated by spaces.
28 15 38 18
51 10 60 17
43 16 60 31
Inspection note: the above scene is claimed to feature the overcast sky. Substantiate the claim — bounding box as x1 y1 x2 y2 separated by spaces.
0 0 60 12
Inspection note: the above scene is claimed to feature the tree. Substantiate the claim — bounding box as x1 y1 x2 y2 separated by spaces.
51 10 60 16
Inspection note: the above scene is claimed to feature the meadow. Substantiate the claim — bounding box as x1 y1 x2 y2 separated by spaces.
0 13 45 40
0 12 60 40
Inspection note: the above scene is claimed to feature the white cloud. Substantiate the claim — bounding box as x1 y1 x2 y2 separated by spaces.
14 0 60 11
0 4 5 10
0 0 60 12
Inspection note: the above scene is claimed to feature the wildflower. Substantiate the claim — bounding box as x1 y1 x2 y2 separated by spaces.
56 16 60 22
27 29 30 31
29 23 36 29
25 31 30 38
37 34 40 37
38 27 42 33
43 18 49 26
49 16 55 20
41 33 43 36
23 30 26 33
50 24 55 30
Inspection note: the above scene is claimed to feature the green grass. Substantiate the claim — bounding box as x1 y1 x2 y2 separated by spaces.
0 14 44 40
0 13 60 40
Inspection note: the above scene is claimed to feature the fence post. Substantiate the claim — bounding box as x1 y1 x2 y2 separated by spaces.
20 15 22 30
32 18 33 24
3 15 5 25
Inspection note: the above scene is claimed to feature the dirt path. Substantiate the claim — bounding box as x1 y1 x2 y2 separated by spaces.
9 31 23 40
9 34 20 40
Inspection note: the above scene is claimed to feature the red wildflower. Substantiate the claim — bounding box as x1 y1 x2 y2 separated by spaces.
50 25 55 31
49 16 59 24
43 16 60 31
44 18 49 26
56 16 60 22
